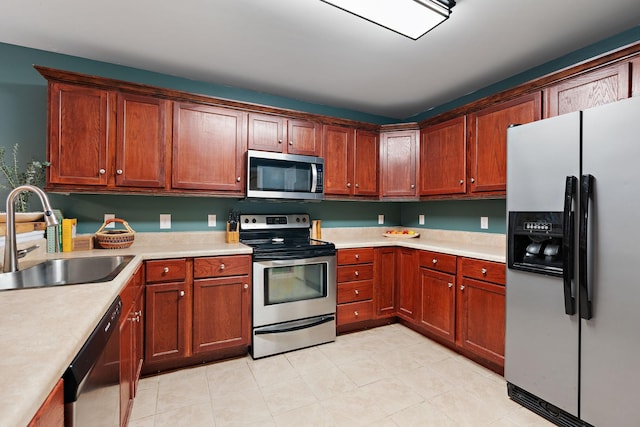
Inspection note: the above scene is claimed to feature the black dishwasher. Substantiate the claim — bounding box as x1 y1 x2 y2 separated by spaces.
63 296 122 427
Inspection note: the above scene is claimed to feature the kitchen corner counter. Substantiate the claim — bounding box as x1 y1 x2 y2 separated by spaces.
0 231 250 427
322 227 506 263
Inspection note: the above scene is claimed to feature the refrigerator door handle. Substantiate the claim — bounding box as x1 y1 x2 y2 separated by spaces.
579 174 594 320
562 175 577 315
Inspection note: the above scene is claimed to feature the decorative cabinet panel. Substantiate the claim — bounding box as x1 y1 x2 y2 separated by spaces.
336 248 375 327
420 116 466 196
396 247 418 321
374 247 396 318
457 258 506 368
172 102 247 193
546 62 631 117
468 92 542 194
380 129 419 198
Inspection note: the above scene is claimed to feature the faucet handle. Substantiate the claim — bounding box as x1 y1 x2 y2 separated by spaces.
17 244 39 259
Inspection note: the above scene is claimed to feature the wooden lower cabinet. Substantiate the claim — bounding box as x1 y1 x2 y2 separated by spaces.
336 248 375 327
374 247 396 318
457 258 506 367
396 248 418 321
419 268 456 343
144 256 251 373
28 378 64 427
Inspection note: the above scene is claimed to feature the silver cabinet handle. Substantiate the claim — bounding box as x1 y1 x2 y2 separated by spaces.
410 184 415 189
179 290 185 297
459 179 464 185
354 271 359 277
470 177 475 183
432 258 438 264
278 139 283 144
460 285 465 291
220 263 225 270
481 268 488 275
355 289 359 295
448 282 453 288
243 283 249 289
289 141 293 145
116 169 123 175
354 311 359 317
99 169 106 175
355 183 359 188
236 176 241 182
355 254 359 260
163 267 169 273
347 182 351 188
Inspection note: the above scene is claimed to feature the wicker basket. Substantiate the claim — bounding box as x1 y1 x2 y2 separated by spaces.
94 218 135 249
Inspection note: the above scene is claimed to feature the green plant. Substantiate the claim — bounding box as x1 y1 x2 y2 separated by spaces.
0 143 50 212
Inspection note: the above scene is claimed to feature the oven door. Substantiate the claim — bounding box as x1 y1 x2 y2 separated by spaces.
253 255 336 327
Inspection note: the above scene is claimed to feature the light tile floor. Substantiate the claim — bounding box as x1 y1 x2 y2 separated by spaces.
128 324 554 427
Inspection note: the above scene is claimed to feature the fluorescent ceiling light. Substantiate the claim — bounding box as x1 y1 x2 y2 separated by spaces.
321 0 455 40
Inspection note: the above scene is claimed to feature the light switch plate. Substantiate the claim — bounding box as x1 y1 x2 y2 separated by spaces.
208 214 217 227
378 214 384 225
160 214 171 229
104 213 115 229
419 214 425 225
481 216 489 229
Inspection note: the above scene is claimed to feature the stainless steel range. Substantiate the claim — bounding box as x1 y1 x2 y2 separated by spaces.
240 214 336 358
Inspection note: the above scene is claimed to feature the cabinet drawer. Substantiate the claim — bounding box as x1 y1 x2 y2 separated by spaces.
337 264 374 282
194 255 252 278
337 300 373 325
337 247 374 265
146 258 187 283
337 280 373 304
419 250 457 273
461 258 505 285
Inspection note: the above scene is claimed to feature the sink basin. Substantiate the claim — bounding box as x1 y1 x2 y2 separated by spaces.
0 255 135 291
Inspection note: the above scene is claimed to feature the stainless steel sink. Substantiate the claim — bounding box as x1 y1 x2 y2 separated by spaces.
0 255 135 291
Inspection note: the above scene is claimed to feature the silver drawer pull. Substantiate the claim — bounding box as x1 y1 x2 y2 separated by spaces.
354 271 359 277
432 259 437 264
460 285 465 291
220 263 225 270
354 289 359 295
179 290 185 297
163 267 169 273
481 268 488 275
354 311 359 317
448 282 453 288
355 254 359 260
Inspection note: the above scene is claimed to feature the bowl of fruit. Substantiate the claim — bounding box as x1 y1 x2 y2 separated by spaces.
383 229 420 238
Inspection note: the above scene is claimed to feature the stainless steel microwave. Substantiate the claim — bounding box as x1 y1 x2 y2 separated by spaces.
246 150 324 200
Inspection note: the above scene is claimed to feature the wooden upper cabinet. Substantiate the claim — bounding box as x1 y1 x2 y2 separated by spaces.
353 130 379 196
468 92 542 194
47 82 110 186
632 58 640 97
172 102 247 193
546 62 631 117
116 92 169 188
288 119 322 156
248 113 286 152
420 116 466 196
323 125 353 196
380 129 419 198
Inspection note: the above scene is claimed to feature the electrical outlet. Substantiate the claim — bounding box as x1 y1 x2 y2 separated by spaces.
104 213 115 229
419 214 425 225
481 216 489 229
160 214 171 229
208 214 217 227
378 214 384 225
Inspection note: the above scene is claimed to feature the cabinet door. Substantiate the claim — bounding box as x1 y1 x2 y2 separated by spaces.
119 305 134 427
468 92 541 193
248 113 286 152
48 82 110 186
116 93 168 188
397 248 418 321
287 119 322 156
375 247 396 318
323 125 353 195
419 268 456 343
459 277 505 366
353 130 379 196
632 57 640 97
380 130 418 198
193 276 251 354
145 281 189 362
420 116 466 196
546 62 630 117
172 102 247 192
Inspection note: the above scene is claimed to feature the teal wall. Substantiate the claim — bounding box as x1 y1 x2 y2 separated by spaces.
1 25 639 235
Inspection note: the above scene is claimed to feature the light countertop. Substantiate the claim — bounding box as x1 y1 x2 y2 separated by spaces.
0 228 504 427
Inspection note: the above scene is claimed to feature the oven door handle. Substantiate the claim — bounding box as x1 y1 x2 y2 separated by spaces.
254 315 335 335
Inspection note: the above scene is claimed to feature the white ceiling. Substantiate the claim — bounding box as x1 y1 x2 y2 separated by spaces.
2 0 640 119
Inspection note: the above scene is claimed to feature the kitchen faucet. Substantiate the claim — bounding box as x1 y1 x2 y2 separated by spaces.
3 185 58 273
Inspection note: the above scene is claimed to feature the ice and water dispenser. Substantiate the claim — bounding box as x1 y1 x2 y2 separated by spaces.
508 211 566 277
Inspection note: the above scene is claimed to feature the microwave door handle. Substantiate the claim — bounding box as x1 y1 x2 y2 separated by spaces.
562 176 577 315
310 164 318 193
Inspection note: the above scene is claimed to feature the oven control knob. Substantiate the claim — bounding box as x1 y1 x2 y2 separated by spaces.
252 218 257 223
244 218 249 223
302 217 307 222
296 217 300 222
